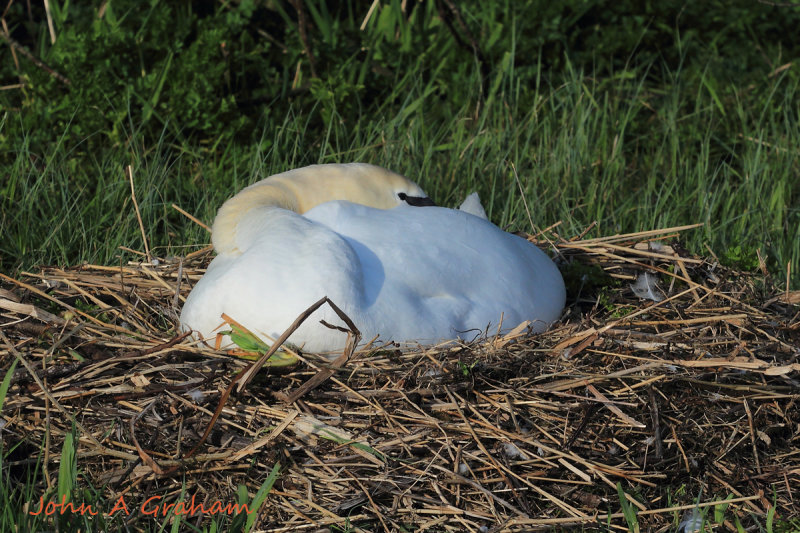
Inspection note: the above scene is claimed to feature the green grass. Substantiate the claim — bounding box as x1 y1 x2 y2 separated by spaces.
2 57 798 287
2 0 798 285
2 1 798 285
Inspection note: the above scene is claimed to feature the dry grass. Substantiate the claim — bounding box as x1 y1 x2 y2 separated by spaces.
1 225 798 532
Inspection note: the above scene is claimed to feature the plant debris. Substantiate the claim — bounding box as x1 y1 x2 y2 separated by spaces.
1 225 798 531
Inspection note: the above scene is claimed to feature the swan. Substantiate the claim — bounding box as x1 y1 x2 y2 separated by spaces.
180 163 565 354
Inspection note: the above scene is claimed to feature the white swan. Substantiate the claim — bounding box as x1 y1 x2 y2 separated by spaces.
180 163 565 353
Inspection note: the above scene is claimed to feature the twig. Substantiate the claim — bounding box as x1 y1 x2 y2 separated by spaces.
290 0 317 78
360 0 380 30
743 399 762 475
436 0 489 96
43 0 56 44
129 399 165 475
0 26 70 85
433 464 528 518
0 17 20 72
756 0 800 6
159 297 360 476
172 257 183 309
126 165 151 262
647 387 664 460
172 203 211 232
238 296 360 393
510 161 535 233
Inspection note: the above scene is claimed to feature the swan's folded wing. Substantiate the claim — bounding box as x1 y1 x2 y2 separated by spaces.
305 201 565 334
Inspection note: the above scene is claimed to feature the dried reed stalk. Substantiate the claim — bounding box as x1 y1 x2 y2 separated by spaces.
1 224 798 530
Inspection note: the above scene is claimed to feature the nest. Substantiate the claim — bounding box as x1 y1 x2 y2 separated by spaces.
1 225 798 532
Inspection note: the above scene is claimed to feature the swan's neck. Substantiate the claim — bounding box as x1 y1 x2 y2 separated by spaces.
210 163 420 255
211 182 300 255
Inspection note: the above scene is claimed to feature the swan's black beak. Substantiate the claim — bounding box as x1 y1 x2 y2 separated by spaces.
399 193 437 207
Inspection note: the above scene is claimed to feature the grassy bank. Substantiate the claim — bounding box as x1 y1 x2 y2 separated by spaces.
3 59 799 287
2 1 799 286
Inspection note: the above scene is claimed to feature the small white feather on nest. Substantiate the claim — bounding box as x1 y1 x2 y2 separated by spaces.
631 271 664 302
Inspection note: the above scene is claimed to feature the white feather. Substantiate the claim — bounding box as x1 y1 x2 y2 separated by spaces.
630 272 664 302
458 191 488 220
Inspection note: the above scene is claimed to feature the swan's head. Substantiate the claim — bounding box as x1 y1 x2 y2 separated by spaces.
212 163 433 254
293 162 433 210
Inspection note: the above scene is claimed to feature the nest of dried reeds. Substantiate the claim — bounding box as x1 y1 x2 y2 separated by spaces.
1 224 798 532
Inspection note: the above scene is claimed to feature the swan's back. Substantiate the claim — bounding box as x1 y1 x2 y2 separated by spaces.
304 202 565 337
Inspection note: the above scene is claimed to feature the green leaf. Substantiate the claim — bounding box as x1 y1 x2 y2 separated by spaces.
58 429 76 505
0 359 18 414
224 324 299 367
616 483 639 533
244 462 281 532
226 324 270 353
714 494 733 523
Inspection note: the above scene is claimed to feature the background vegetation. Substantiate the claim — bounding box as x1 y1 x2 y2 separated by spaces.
1 0 799 288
